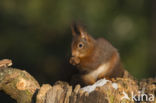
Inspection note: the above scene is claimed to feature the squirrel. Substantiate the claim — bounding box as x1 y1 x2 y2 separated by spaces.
69 23 132 86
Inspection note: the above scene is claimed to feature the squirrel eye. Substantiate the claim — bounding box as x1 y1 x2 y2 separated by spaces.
78 42 84 49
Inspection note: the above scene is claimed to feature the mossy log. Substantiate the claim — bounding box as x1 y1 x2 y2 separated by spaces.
0 67 155 103
0 67 40 103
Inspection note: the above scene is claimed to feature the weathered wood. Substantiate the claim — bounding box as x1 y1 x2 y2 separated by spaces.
0 67 40 103
0 65 155 103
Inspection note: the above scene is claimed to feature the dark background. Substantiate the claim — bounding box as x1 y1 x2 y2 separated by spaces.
0 0 155 102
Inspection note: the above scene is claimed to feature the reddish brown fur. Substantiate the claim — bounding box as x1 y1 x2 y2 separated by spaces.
70 23 127 86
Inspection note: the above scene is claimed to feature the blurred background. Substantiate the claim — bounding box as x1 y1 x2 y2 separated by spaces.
0 0 155 102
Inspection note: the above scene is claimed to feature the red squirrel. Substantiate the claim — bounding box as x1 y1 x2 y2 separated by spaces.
69 23 131 86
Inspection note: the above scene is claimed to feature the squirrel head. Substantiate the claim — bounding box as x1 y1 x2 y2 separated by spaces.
71 23 95 58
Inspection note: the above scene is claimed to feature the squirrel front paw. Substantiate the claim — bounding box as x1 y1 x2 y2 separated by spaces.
69 56 80 65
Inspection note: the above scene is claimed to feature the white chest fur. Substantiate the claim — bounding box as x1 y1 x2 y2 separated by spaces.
88 62 110 79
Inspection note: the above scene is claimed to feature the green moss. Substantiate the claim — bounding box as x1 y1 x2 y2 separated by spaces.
110 95 115 103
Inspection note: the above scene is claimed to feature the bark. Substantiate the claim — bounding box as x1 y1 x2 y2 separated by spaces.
0 67 40 103
0 66 155 103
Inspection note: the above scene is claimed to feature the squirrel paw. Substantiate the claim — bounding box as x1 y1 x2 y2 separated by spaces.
69 57 80 66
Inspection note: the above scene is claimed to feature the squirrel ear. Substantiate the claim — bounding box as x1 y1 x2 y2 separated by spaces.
71 23 79 36
71 22 88 38
79 31 87 38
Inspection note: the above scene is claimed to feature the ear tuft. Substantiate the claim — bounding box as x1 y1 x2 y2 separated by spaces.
71 22 81 36
71 22 87 37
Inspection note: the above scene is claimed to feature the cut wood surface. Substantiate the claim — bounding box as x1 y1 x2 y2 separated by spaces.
0 60 155 103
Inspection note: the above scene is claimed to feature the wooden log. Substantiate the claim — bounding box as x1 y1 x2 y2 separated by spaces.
0 66 155 103
0 67 40 103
